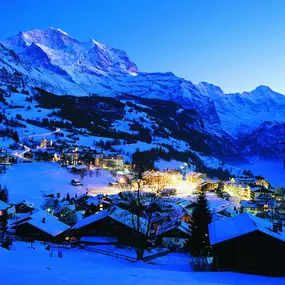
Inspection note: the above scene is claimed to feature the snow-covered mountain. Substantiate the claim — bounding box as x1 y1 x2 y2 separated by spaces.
1 28 285 159
239 121 285 158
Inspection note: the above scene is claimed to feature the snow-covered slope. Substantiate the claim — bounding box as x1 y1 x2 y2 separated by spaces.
199 83 285 138
240 121 285 158
1 27 285 158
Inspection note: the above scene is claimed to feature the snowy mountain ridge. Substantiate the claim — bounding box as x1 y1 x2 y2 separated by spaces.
1 28 285 157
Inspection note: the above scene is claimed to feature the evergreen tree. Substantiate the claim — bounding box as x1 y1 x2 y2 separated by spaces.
189 191 212 257
58 210 77 225
216 181 224 198
12 131 19 143
0 186 9 203
66 192 71 202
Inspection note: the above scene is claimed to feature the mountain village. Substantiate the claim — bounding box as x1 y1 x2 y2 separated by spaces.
0 120 284 276
0 25 285 283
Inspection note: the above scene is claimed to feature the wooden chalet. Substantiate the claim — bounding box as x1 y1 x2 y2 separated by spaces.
209 213 285 276
11 210 70 242
155 220 191 249
72 207 149 246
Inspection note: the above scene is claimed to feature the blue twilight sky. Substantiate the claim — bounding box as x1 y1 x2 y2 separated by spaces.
1 0 285 94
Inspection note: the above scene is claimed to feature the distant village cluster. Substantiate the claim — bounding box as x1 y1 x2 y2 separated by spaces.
0 134 285 277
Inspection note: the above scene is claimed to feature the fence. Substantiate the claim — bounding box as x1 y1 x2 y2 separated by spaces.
84 246 137 262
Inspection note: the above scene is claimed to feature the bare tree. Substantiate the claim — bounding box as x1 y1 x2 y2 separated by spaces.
119 169 166 260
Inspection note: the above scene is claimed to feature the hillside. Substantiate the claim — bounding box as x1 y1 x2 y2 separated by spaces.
0 28 285 160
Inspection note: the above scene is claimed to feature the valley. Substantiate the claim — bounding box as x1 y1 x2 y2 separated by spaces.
0 27 285 282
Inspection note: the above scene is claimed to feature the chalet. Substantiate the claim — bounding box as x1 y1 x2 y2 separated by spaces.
62 152 79 165
235 184 253 199
209 213 285 276
196 181 218 192
14 200 35 213
214 205 238 218
69 164 88 173
95 154 124 170
71 179 82 186
84 196 111 212
256 210 285 221
255 178 269 189
155 220 191 248
39 139 53 148
168 206 192 223
186 172 206 184
178 200 198 214
240 199 275 215
12 210 70 242
54 204 81 226
74 193 92 205
72 207 149 246
0 154 17 165
251 187 274 200
143 170 182 187
223 180 272 200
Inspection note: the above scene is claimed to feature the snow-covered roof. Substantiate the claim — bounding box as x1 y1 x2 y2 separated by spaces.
75 193 90 201
74 164 88 170
156 220 191 236
109 207 149 235
85 196 111 206
73 207 149 235
0 200 10 211
15 200 35 208
178 200 196 208
209 212 285 246
168 206 191 221
250 186 263 192
16 210 70 237
72 209 109 230
240 200 260 208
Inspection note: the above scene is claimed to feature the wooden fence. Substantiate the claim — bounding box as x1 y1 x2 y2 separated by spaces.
84 246 137 262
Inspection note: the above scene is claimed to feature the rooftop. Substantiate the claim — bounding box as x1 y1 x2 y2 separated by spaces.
15 210 70 237
209 212 285 246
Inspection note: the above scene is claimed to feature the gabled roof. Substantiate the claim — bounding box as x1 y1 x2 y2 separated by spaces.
14 210 70 237
0 200 9 211
156 220 191 236
178 200 197 208
75 193 91 201
168 206 191 221
209 212 285 246
15 200 35 208
85 196 111 206
72 207 149 235
72 209 109 230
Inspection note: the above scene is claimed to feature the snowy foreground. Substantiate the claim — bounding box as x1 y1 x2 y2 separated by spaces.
1 242 284 285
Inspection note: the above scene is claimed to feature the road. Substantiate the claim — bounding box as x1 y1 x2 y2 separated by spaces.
14 128 61 161
20 127 61 140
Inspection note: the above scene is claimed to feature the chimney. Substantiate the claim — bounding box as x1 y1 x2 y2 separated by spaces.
278 221 283 232
42 217 46 224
